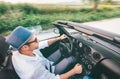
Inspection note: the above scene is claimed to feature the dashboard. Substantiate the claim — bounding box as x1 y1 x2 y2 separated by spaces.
70 37 104 75
53 20 120 79
58 31 120 79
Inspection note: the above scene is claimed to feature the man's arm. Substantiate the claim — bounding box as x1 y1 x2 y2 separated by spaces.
48 34 67 46
60 64 82 79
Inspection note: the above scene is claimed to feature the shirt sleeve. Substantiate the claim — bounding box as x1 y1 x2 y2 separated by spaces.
38 40 49 49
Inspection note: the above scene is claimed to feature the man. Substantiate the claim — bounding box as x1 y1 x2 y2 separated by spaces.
6 26 82 79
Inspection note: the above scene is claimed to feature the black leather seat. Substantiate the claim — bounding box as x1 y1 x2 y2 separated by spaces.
0 36 20 79
5 54 20 79
0 36 9 65
0 54 20 79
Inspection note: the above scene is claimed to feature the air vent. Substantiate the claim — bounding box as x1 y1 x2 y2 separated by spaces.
93 52 101 60
84 46 91 54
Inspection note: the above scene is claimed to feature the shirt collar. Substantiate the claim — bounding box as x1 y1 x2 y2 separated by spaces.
15 50 39 61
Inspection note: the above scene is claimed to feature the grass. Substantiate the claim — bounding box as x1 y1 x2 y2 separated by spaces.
0 2 120 35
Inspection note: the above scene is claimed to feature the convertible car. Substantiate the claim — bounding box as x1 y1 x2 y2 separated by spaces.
0 20 120 79
52 20 120 79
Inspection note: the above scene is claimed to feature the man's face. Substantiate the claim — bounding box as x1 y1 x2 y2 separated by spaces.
24 35 39 51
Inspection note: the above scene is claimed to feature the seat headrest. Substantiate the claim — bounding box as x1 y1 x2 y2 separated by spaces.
0 36 9 65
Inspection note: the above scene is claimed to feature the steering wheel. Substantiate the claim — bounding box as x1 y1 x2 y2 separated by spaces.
59 36 73 58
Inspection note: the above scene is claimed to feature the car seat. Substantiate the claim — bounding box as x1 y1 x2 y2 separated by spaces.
0 36 20 79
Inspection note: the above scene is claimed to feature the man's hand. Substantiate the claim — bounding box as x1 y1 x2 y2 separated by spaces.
60 63 83 79
48 34 67 45
59 34 67 40
72 63 82 74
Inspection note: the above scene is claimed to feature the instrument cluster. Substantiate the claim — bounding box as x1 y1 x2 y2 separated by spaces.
71 38 103 75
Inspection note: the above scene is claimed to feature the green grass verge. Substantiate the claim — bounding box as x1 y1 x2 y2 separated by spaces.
0 3 120 35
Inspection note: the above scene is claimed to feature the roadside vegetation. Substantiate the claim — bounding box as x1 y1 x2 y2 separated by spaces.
0 2 120 35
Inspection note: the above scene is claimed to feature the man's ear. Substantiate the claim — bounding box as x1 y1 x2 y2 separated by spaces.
20 45 29 51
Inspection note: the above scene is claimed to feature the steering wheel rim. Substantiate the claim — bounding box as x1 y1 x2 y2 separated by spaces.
59 37 73 57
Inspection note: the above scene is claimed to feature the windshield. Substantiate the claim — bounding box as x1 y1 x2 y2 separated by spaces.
63 27 79 35
82 18 120 35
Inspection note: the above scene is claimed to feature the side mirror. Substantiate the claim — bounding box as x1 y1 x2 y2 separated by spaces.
53 28 60 34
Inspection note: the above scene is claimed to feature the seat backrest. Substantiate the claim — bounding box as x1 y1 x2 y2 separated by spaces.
0 54 20 79
0 36 20 79
0 68 13 79
0 36 9 65
6 54 20 79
